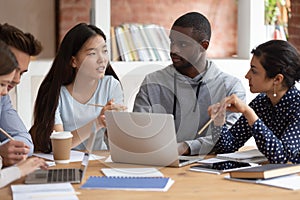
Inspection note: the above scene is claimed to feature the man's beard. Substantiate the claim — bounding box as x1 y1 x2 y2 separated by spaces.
171 53 193 69
173 60 193 70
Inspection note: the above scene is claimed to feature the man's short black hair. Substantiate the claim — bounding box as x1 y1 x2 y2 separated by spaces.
172 12 211 42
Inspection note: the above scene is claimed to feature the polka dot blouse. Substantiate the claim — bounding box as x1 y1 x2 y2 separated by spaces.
214 86 300 164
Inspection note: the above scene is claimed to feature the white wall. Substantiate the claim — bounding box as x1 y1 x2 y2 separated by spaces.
0 0 56 58
16 60 52 129
212 58 256 103
237 0 265 59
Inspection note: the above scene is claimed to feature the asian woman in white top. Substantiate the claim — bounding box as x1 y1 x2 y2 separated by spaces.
30 23 126 153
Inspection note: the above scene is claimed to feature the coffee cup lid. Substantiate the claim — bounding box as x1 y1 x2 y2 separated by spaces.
50 131 73 139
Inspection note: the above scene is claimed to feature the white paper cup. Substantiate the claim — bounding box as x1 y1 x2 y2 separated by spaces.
50 131 73 164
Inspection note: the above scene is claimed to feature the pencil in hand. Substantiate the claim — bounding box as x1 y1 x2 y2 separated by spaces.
0 127 15 140
87 103 127 111
87 103 105 107
198 100 228 135
197 118 213 135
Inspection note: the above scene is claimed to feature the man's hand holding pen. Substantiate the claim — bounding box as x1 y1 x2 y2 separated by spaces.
0 128 30 166
0 140 30 166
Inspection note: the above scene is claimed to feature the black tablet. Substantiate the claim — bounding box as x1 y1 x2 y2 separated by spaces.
190 160 254 174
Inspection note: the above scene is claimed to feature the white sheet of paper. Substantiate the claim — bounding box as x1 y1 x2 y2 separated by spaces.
216 149 268 163
33 150 104 162
105 155 113 162
225 174 300 190
45 161 56 167
11 183 78 200
197 158 228 164
259 175 300 190
101 168 164 177
217 149 265 159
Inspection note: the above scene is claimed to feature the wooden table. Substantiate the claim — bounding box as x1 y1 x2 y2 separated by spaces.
1 151 300 200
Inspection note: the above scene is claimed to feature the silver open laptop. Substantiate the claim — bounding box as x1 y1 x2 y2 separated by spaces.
25 128 96 184
105 111 203 167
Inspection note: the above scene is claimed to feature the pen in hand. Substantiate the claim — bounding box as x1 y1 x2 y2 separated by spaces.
0 127 15 141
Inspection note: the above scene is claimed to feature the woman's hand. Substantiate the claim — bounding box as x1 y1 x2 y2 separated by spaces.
97 99 127 127
209 94 258 127
208 101 227 126
17 157 48 177
223 94 247 113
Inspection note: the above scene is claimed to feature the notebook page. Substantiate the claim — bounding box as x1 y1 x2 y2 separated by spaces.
101 168 164 177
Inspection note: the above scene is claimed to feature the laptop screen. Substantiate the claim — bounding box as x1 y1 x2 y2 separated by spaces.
105 111 180 167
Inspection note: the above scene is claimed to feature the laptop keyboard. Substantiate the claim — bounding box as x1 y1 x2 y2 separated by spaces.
47 168 76 182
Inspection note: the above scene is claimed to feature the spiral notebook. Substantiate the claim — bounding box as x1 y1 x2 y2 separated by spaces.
81 176 174 191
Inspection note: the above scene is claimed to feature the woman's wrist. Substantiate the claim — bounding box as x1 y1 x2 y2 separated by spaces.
94 119 103 131
243 107 258 126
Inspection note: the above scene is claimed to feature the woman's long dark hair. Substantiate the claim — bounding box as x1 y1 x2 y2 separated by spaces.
30 23 118 153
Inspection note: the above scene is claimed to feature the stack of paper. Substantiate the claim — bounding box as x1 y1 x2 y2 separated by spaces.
11 183 78 200
225 174 300 190
33 150 104 162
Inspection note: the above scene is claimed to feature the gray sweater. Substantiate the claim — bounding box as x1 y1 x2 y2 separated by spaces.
133 60 246 155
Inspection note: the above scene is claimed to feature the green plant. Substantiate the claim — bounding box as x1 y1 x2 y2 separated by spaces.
265 0 279 25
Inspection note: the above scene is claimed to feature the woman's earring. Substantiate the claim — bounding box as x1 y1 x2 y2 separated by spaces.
273 84 277 97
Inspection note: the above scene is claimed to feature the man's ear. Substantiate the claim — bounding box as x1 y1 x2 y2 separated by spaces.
201 40 209 50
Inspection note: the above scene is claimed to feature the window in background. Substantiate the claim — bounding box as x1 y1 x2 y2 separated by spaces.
265 0 291 40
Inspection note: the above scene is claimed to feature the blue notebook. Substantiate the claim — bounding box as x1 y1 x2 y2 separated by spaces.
81 176 174 191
